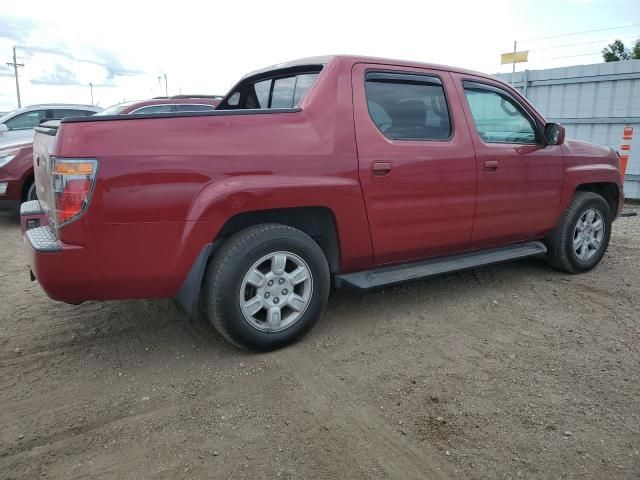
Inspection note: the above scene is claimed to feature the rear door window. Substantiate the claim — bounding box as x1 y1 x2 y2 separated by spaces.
364 72 452 140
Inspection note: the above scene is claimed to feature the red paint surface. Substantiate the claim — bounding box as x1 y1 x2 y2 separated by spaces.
0 142 34 202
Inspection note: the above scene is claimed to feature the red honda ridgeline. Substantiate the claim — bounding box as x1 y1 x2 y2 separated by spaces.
23 56 624 351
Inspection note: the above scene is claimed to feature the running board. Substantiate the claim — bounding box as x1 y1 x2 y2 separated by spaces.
335 241 547 290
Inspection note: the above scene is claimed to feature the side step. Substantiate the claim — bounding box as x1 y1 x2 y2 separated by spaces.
335 241 547 290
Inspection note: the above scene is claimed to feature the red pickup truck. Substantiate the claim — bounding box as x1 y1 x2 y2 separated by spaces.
24 56 624 351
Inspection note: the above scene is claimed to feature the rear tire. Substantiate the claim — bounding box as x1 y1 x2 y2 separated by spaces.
26 181 37 202
545 191 611 273
204 224 330 351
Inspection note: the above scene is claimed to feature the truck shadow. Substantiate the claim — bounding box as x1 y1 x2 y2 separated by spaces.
0 208 19 226
47 260 551 352
3 254 557 369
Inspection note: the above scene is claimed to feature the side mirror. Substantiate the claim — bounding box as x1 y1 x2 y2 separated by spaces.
544 122 565 146
0 124 7 135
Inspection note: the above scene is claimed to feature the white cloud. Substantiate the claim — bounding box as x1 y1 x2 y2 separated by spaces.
0 0 638 111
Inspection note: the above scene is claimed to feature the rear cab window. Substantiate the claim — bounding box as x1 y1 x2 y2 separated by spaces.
217 65 322 110
364 72 452 141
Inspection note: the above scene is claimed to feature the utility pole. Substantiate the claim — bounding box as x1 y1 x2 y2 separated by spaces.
89 82 94 105
163 73 168 97
511 40 517 85
157 76 162 95
6 46 24 109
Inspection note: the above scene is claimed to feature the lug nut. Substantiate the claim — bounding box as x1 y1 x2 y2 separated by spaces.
282 289 288 295
268 280 274 286
265 292 270 298
278 278 285 284
274 297 280 304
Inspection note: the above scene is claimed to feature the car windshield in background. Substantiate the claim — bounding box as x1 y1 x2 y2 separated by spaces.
95 102 135 116
0 110 18 123
130 104 217 114
4 111 46 130
96 102 216 115
173 104 216 112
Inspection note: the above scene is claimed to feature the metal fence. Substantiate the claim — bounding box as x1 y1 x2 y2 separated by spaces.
496 59 640 199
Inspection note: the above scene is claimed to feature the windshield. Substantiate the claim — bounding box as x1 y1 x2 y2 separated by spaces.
0 110 18 123
94 102 135 116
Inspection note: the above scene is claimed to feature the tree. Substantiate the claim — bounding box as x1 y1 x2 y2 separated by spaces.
602 40 631 62
633 39 640 60
602 39 640 62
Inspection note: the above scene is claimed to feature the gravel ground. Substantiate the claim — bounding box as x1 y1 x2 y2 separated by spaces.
0 207 639 480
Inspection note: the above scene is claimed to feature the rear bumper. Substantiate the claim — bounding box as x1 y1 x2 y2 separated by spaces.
23 219 95 303
20 200 49 234
21 205 194 303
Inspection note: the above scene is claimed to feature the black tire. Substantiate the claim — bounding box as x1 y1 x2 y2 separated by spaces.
545 191 612 273
204 223 330 351
26 181 37 202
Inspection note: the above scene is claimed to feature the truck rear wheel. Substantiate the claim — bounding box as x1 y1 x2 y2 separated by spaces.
26 181 38 202
204 224 330 351
545 191 612 273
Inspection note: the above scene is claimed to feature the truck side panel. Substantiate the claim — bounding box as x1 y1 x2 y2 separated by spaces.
46 59 373 301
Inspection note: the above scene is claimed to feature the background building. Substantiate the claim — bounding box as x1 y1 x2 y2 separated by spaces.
497 59 640 199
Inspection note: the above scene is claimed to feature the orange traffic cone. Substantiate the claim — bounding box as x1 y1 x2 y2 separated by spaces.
620 126 633 176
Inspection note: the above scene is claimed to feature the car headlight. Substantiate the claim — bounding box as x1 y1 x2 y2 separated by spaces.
0 149 18 168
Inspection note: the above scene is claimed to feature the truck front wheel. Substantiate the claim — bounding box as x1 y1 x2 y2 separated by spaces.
545 191 612 273
204 224 330 351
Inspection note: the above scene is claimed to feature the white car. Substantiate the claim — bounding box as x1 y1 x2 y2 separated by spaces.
0 104 101 146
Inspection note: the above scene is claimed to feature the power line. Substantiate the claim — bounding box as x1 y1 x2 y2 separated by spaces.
528 34 639 51
5 46 24 109
522 23 640 42
536 51 604 61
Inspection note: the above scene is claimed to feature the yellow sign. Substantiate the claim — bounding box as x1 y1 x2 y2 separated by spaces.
501 50 529 64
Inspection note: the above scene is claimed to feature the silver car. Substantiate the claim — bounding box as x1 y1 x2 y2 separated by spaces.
0 104 101 145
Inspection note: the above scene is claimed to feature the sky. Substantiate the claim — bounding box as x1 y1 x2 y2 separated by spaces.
0 0 639 112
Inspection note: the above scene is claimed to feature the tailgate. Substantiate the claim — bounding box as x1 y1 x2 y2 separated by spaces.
33 120 60 225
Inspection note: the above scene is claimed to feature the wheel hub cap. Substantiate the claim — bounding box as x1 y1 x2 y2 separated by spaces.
239 251 313 332
573 208 604 261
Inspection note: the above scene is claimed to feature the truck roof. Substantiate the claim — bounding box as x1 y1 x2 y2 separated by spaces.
245 55 497 82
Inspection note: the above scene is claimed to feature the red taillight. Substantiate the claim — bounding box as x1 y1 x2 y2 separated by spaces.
51 158 98 226
57 178 91 222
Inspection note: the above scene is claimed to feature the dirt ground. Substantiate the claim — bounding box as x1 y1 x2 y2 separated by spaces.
0 207 638 480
